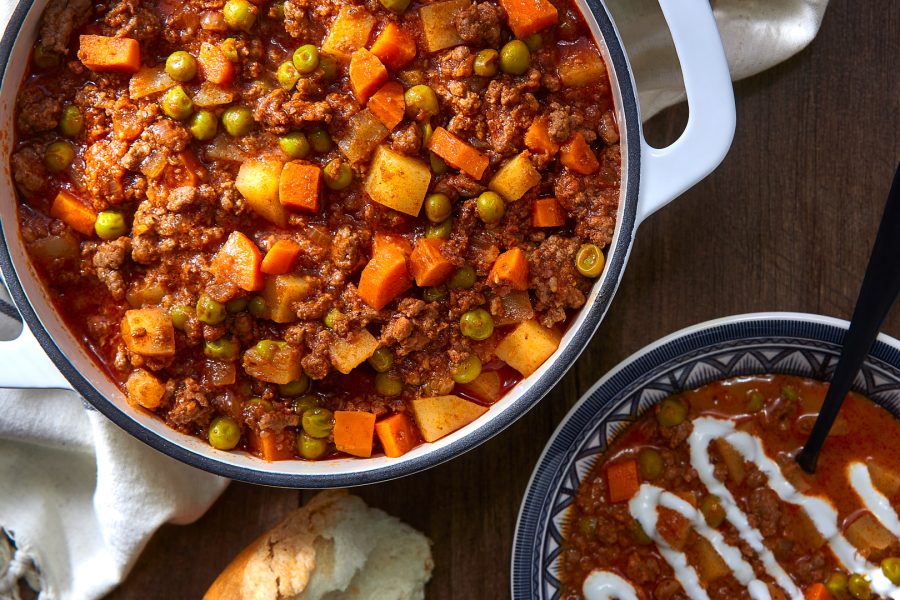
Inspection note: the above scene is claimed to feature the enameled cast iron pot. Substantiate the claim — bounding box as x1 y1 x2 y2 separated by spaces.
0 0 736 486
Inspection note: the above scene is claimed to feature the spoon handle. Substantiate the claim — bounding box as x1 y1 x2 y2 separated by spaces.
797 162 900 474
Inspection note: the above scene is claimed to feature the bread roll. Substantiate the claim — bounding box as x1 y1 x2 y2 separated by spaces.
204 490 433 600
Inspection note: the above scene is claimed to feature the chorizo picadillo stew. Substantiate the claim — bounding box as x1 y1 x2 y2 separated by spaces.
12 0 620 460
561 375 900 600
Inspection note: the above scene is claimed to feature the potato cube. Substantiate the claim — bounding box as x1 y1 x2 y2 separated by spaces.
845 512 894 556
457 370 502 403
410 395 488 442
869 462 900 498
419 0 470 52
121 308 175 358
126 368 166 409
494 319 560 376
558 38 606 88
692 538 729 582
261 274 314 323
337 109 389 164
235 158 286 226
321 6 376 61
364 145 431 216
329 329 379 374
488 151 541 202
242 341 303 385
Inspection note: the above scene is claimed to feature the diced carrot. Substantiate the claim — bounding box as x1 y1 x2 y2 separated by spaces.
488 247 529 291
78 35 141 73
358 240 412 310
804 583 834 600
261 239 301 275
369 22 417 71
409 238 455 287
427 127 489 180
373 233 413 256
606 458 640 503
349 48 388 104
279 161 321 214
532 198 566 227
499 0 558 38
248 429 295 461
50 190 97 237
165 151 207 188
560 132 600 175
198 42 235 86
524 116 559 156
210 231 264 292
367 81 405 130
334 410 376 458
375 412 419 458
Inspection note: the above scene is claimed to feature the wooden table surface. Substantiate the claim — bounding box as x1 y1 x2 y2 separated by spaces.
110 1 900 597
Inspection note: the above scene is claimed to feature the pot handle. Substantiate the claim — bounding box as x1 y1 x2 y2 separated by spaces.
635 0 736 224
0 319 72 389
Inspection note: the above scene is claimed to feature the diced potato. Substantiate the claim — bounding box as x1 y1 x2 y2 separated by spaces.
869 462 900 498
329 329 379 374
494 319 560 376
337 109 389 164
235 158 286 226
193 82 235 107
845 512 894 556
419 0 470 52
242 341 303 385
457 371 502 404
364 145 431 216
558 38 607 87
128 66 175 99
789 510 826 550
321 6 376 61
125 280 167 308
410 394 488 442
126 368 166 409
488 151 541 202
261 274 314 323
692 538 729 582
713 438 746 484
121 308 175 358
656 507 690 550
205 359 237 387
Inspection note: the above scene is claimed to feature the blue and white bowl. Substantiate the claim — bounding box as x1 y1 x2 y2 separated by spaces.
511 312 900 599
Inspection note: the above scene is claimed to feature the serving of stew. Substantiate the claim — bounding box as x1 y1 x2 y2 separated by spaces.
11 0 620 460
560 375 900 599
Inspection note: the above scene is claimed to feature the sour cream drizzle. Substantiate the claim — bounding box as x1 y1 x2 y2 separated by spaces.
582 571 640 600
849 462 900 537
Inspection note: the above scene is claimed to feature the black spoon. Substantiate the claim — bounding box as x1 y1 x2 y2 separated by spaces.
796 162 900 474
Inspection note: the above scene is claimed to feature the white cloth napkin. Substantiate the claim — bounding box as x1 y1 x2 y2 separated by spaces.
0 0 828 598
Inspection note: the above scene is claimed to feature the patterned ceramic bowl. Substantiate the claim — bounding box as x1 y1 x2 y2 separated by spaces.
511 312 900 598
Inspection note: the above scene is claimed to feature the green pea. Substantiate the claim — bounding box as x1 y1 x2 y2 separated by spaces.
324 308 342 329
298 431 328 459
271 2 285 19
631 520 653 545
58 105 83 137
379 0 410 13
196 293 226 325
248 296 267 318
448 265 476 289
308 128 332 153
700 495 726 528
425 219 452 239
247 397 273 411
254 339 284 360
746 390 765 413
368 347 394 373
421 122 434 148
94 211 128 240
160 85 193 121
657 397 687 428
473 49 499 77
170 305 192 330
882 558 900 585
204 337 240 360
208 416 241 450
476 191 505 224
225 297 248 313
220 38 239 62
575 243 605 278
33 43 59 69
637 448 663 480
404 85 439 121
293 395 318 413
276 61 300 90
318 56 338 81
423 286 447 302
221 105 254 137
577 516 597 537
848 574 871 600
522 33 543 51
279 132 310 159
292 44 319 74
189 110 218 141
826 572 848 597
500 40 530 75
165 51 198 82
424 193 452 223
782 384 799 401
279 374 311 397
44 141 74 173
323 159 353 190
375 373 403 397
460 308 493 341
302 407 334 438
430 152 447 174
452 354 482 384
223 0 257 31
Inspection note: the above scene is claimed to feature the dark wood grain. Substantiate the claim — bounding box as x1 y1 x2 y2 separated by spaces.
109 2 900 597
